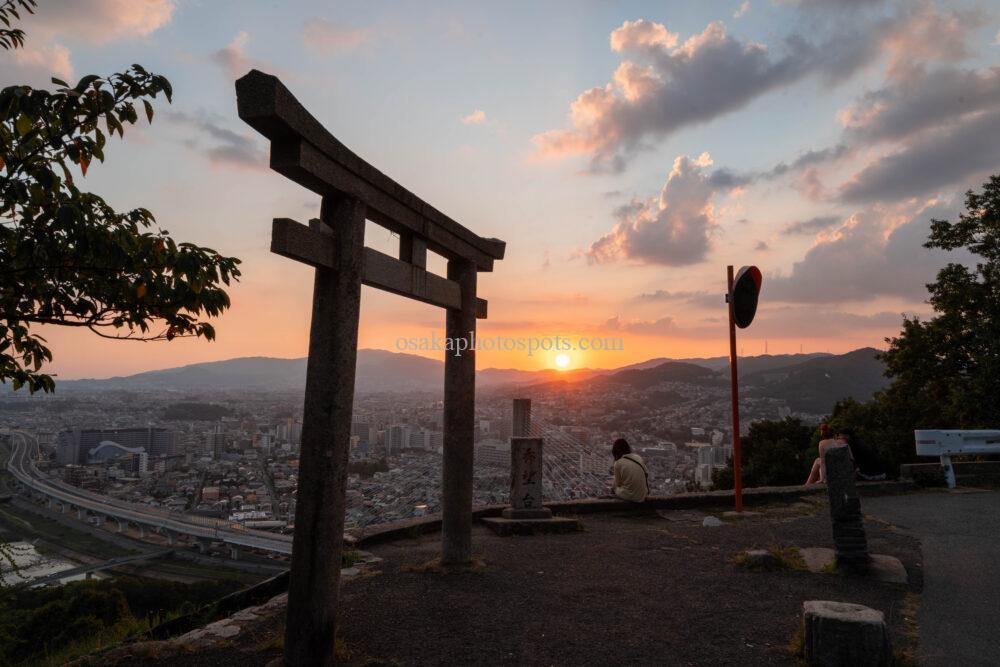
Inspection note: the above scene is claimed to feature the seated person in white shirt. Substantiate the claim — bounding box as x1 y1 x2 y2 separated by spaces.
611 438 649 502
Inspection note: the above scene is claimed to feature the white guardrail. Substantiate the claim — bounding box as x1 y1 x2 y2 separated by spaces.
915 429 1000 488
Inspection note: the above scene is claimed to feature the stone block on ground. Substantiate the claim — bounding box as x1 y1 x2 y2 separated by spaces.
801 547 836 573
702 516 723 527
868 554 908 584
800 547 907 583
803 600 891 666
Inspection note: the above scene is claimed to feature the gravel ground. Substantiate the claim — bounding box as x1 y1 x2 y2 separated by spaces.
93 496 922 666
336 500 920 666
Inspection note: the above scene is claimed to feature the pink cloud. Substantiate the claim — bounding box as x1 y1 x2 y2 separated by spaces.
587 153 720 266
22 0 175 44
460 109 487 125
302 17 369 54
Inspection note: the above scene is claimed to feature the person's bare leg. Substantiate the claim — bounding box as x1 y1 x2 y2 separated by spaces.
805 458 822 485
817 441 831 483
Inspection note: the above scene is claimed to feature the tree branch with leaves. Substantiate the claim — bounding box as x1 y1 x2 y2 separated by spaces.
1 3 241 392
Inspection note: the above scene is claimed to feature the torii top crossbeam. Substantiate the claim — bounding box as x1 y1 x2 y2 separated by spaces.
236 69 505 272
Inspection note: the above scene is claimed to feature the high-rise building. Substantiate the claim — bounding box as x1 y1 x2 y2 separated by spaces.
211 432 227 460
387 424 411 455
57 427 178 465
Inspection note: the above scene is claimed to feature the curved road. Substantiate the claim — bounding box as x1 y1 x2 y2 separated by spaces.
3 431 292 556
866 490 1000 667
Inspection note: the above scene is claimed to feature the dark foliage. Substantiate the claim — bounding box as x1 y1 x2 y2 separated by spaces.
1 5 240 393
712 417 815 489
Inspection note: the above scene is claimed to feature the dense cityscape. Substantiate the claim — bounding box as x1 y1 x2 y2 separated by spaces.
1 352 830 555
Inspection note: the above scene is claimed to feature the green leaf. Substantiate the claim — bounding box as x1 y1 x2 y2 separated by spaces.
15 113 31 135
143 99 154 123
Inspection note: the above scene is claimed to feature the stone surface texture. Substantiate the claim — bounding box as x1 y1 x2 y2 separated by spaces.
803 600 891 666
508 437 551 518
824 445 871 568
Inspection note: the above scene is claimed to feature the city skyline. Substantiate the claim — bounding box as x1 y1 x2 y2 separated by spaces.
5 0 999 378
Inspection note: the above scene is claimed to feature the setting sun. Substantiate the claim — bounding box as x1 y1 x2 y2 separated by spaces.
555 353 571 369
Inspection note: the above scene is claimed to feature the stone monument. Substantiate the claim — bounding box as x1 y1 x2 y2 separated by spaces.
482 399 580 535
823 445 871 569
503 437 552 520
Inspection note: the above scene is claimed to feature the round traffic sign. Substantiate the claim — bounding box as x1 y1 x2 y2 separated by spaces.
731 266 762 329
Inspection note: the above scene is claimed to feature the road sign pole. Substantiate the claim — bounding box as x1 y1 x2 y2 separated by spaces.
727 265 744 512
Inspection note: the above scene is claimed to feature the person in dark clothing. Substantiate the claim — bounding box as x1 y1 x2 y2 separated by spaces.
837 429 886 481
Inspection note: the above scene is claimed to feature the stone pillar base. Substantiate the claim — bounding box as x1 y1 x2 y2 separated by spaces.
502 507 552 520
482 516 582 537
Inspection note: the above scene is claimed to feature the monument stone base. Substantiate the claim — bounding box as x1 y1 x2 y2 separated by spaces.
482 515 583 537
502 506 553 520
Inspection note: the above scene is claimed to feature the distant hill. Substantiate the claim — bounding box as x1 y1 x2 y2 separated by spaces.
45 348 886 409
680 352 832 374
61 350 442 394
742 347 888 413
595 361 721 390
477 366 606 386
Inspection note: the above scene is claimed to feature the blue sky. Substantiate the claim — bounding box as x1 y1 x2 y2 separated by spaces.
4 0 1000 378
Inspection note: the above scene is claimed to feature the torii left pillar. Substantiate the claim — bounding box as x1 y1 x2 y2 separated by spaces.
284 194 366 667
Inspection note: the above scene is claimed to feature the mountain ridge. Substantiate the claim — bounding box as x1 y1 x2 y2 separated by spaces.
42 350 886 411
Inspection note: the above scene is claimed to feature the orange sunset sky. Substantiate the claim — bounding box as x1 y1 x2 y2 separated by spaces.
6 0 998 379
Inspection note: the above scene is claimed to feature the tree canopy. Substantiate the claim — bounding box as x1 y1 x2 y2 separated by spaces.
1 1 240 392
880 175 1000 430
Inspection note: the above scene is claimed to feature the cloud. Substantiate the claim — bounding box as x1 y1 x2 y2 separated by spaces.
840 66 1000 144
633 289 709 302
534 3 979 173
781 215 841 235
767 202 969 303
878 2 979 78
587 153 724 266
0 42 73 86
754 240 770 251
460 110 487 125
603 315 679 336
838 111 1000 203
533 20 836 172
169 110 267 170
764 144 851 179
211 31 264 81
746 308 907 339
302 18 368 54
1 0 174 86
734 1 750 19
21 0 174 44
602 307 906 340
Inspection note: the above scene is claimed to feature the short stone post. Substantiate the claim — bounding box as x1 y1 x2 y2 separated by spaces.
803 600 891 666
823 445 870 569
513 398 531 438
503 437 552 520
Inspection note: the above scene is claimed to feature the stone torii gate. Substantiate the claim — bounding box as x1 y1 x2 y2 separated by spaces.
235 70 505 665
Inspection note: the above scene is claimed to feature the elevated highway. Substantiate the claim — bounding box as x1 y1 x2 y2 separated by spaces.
3 431 292 558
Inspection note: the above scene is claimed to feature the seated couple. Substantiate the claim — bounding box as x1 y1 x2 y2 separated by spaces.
611 438 649 502
805 424 886 485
